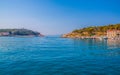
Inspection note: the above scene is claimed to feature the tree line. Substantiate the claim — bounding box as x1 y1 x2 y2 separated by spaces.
0 29 40 36
72 24 120 36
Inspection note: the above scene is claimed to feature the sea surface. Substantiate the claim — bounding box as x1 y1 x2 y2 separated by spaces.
0 36 120 75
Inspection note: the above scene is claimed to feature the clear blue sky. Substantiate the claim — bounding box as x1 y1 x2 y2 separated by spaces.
0 0 120 35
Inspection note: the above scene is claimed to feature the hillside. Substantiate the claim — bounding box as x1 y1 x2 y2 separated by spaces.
62 24 120 38
0 29 43 37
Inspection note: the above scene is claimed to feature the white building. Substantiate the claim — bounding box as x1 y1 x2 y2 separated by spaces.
0 32 10 36
107 30 120 39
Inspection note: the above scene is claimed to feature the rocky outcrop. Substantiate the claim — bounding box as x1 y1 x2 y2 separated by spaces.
0 29 44 37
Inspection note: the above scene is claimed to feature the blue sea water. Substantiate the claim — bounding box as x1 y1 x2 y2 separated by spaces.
0 36 120 75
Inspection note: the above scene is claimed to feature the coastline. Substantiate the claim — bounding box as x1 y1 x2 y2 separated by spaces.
62 24 120 39
0 34 44 37
62 33 107 39
62 33 119 40
0 29 44 37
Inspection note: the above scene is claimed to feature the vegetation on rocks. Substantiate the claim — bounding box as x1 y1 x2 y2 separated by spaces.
63 24 120 38
0 29 43 36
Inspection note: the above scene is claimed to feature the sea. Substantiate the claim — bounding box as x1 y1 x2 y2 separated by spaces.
0 36 120 75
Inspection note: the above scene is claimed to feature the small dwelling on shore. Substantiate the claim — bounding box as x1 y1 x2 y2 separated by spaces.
107 30 120 39
0 32 10 36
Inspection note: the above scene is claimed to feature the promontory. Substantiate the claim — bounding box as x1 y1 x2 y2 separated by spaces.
62 24 120 39
0 29 43 37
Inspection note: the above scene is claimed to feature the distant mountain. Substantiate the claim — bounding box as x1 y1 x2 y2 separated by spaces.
62 24 120 38
0 29 44 37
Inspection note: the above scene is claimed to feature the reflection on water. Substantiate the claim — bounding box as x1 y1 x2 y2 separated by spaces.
73 38 120 57
73 39 108 50
0 37 120 75
107 39 120 49
73 38 120 50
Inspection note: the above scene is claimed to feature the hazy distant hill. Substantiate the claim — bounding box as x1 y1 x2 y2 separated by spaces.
0 29 43 37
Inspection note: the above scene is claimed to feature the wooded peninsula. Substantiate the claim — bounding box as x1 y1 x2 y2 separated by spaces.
62 24 120 39
0 29 43 37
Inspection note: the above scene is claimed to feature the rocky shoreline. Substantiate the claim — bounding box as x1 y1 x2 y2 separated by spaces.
62 24 120 39
0 29 44 37
62 32 106 39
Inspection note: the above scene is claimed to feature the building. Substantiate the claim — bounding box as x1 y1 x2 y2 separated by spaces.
107 30 120 39
0 32 10 36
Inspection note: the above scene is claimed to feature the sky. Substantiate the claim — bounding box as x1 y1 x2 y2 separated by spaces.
0 0 120 35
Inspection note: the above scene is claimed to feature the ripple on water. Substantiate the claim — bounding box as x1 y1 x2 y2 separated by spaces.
0 37 120 75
